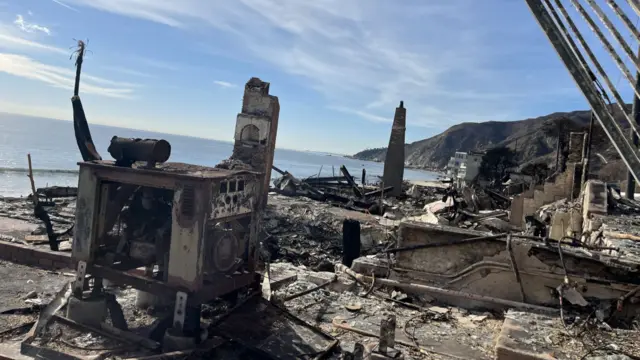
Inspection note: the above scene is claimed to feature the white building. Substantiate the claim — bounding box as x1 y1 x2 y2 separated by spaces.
446 151 484 187
457 152 483 187
446 152 468 178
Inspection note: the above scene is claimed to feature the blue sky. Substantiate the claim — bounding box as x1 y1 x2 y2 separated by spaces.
0 0 638 154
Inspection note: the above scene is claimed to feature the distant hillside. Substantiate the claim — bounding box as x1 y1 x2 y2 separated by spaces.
353 108 629 173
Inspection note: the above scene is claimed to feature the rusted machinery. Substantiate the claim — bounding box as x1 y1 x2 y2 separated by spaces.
66 77 279 348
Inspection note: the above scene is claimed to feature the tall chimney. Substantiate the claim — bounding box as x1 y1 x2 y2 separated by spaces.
382 101 406 197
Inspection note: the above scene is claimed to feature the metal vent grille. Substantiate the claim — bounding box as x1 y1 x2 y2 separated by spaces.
181 185 195 219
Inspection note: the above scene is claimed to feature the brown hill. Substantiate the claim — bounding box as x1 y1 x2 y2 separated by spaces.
353 107 629 175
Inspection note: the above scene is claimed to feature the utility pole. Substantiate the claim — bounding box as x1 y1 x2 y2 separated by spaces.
627 46 640 199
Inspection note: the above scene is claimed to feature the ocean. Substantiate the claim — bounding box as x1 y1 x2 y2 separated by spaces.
0 114 439 197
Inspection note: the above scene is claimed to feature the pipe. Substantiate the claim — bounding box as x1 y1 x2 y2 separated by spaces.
108 137 172 165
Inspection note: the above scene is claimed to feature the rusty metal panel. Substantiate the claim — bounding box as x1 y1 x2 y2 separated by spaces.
92 167 177 190
167 182 210 291
72 167 99 262
210 175 257 220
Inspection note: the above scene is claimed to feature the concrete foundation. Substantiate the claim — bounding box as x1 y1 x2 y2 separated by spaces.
382 101 406 197
351 256 390 278
65 296 108 327
384 221 640 311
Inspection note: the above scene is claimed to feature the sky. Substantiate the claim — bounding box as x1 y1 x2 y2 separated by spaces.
0 0 638 154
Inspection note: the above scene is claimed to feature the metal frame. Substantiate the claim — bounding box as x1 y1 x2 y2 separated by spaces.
71 161 262 316
525 0 640 184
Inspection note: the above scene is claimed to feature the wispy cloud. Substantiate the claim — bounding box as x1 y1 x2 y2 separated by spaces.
51 0 79 12
101 65 155 79
14 15 51 35
329 106 390 123
129 56 181 71
60 0 581 127
0 32 66 54
0 53 137 99
213 80 235 88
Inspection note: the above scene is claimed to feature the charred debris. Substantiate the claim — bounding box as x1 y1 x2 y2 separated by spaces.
1 44 640 360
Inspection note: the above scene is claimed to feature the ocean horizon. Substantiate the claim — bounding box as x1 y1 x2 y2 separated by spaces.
0 113 439 197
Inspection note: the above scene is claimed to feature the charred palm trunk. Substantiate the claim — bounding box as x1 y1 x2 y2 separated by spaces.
37 40 102 251
72 40 101 162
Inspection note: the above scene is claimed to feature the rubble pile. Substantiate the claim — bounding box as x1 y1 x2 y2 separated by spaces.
271 165 447 216
263 194 394 269
0 194 74 248
3 164 640 358
256 262 504 359
263 195 344 268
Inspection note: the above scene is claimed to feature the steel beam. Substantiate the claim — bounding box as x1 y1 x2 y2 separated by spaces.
525 0 640 184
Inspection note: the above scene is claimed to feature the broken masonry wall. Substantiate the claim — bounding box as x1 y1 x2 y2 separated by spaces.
583 180 607 219
509 162 583 227
396 221 498 273
231 77 280 209
567 131 586 164
393 221 640 309
382 101 406 197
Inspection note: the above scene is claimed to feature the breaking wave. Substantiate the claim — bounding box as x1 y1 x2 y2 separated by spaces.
0 167 79 175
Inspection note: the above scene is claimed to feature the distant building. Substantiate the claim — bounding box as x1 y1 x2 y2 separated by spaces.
446 152 468 178
446 151 484 187
457 152 484 187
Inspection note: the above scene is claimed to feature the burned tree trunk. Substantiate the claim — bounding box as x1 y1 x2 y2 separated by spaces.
28 154 58 251
72 40 101 162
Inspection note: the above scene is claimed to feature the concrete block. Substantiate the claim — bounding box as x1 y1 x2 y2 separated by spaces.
569 209 582 235
351 256 390 278
533 190 545 209
510 195 524 227
66 296 108 327
549 212 570 240
583 180 608 220
522 198 537 218
584 217 603 233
